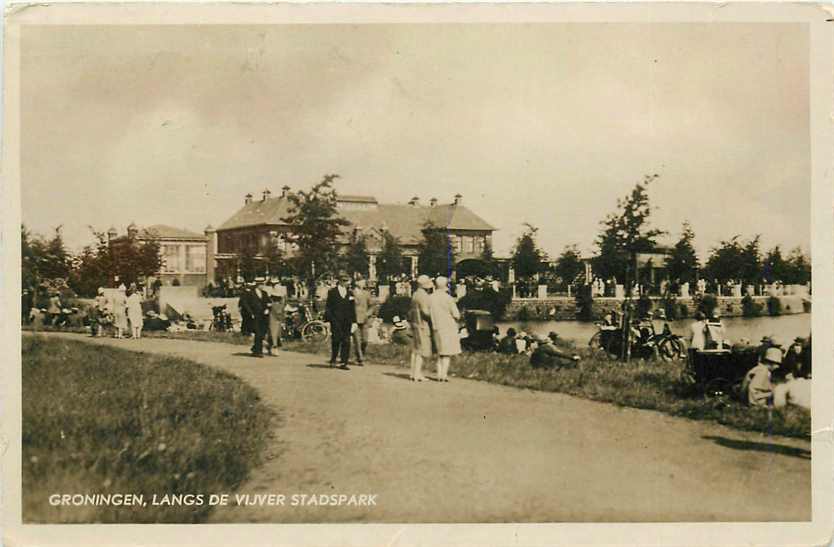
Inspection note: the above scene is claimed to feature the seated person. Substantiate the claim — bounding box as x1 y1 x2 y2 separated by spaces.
773 377 811 411
704 311 729 349
497 328 518 354
776 337 806 381
143 311 171 332
529 334 580 369
390 316 411 345
515 332 529 354
740 347 782 407
29 308 45 329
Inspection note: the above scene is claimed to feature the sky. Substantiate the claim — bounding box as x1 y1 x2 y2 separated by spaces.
21 23 809 260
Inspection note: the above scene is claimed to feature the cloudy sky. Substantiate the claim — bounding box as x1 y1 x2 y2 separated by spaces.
21 23 809 259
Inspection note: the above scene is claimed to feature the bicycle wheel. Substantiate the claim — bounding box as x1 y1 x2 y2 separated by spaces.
658 338 683 362
301 321 329 343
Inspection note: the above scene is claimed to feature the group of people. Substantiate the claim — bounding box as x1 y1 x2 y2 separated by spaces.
237 283 287 357
88 285 145 339
495 328 580 369
687 309 812 410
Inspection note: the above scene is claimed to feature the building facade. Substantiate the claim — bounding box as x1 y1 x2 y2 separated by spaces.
108 224 209 288
208 188 496 283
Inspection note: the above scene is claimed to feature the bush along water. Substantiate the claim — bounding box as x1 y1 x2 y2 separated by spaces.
742 294 763 317
574 283 594 322
696 293 718 317
767 296 783 316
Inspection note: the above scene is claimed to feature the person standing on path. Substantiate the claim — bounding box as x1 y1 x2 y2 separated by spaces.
428 276 461 382
266 292 285 356
351 277 376 365
111 286 128 339
408 274 434 382
126 287 144 339
240 283 270 357
325 273 356 370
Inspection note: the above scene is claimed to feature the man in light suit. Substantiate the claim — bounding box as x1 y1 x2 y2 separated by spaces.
351 277 376 365
325 273 357 370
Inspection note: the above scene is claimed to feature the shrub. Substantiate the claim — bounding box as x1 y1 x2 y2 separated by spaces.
661 294 679 320
517 306 530 321
697 294 718 317
378 295 412 323
741 294 763 317
574 284 594 322
767 296 782 316
677 303 689 319
458 286 513 320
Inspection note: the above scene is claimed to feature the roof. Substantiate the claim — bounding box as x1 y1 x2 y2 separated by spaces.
217 197 495 243
139 224 206 241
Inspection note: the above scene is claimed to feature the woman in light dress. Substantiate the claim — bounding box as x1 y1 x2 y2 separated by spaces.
126 287 144 339
428 276 462 382
111 285 128 339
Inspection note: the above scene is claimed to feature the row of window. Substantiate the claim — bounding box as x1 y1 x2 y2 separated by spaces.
161 244 206 274
451 235 488 255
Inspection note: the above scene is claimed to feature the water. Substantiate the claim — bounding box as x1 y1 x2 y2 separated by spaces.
497 314 811 347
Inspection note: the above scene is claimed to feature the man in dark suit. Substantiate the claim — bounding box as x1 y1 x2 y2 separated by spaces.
240 282 270 357
325 273 357 369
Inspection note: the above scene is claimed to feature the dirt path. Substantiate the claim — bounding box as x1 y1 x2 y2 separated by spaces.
38 333 811 522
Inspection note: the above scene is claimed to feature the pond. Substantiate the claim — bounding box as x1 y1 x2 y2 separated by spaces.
497 313 811 347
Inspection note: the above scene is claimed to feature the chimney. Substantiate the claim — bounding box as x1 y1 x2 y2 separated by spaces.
281 185 290 198
453 193 463 206
429 197 438 207
408 196 420 207
262 188 272 201
244 193 253 205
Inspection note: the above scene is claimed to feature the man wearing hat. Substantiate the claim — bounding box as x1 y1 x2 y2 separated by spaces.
240 282 270 358
351 277 376 365
529 333 580 369
324 272 357 369
741 347 782 407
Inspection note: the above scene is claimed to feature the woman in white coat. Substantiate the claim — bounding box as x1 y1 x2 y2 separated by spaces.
428 276 461 382
126 287 144 339
111 286 128 339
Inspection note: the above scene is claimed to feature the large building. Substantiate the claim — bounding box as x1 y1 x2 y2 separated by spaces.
208 188 496 282
108 224 208 287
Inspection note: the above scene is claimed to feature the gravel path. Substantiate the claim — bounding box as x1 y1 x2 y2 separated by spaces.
39 333 811 523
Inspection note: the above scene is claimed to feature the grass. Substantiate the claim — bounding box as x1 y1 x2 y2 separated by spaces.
25 325 811 439
22 335 275 523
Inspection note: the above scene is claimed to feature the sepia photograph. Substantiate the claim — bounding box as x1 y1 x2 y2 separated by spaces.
2 3 833 546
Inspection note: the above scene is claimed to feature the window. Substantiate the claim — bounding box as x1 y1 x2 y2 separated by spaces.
453 235 462 253
186 245 206 273
162 245 180 273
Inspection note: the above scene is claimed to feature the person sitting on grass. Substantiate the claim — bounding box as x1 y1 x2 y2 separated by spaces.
529 333 580 369
497 328 518 354
740 347 782 407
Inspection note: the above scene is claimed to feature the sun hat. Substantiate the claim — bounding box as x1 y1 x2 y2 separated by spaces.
417 274 433 290
762 347 783 366
435 276 448 288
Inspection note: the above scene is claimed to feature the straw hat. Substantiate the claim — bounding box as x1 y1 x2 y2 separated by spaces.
417 274 433 290
762 347 783 366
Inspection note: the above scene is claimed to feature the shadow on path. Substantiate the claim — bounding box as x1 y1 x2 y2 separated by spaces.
701 435 811 460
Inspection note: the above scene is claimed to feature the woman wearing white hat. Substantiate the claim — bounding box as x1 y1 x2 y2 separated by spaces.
428 276 461 382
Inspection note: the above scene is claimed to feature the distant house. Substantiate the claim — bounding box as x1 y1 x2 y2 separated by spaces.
209 188 496 282
108 223 208 287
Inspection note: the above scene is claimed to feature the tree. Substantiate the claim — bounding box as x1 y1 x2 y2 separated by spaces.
593 174 665 289
376 232 405 283
703 235 761 285
263 238 291 279
238 244 260 283
479 239 499 277
553 244 583 289
666 221 699 287
512 223 546 279
22 225 73 291
345 232 370 279
417 221 454 277
785 246 811 285
281 174 350 294
762 245 788 284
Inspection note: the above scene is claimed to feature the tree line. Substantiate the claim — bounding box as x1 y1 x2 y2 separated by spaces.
509 174 810 291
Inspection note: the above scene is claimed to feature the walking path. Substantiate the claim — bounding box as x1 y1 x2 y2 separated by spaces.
40 333 811 522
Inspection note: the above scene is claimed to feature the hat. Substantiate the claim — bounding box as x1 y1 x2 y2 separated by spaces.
793 336 805 344
435 276 448 289
417 274 433 290
338 272 351 281
762 347 783 366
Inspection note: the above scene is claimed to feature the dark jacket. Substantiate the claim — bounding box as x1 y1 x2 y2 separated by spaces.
325 286 357 331
240 288 269 322
530 343 575 369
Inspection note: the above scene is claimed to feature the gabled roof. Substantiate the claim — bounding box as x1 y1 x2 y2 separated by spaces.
217 196 495 244
141 224 206 241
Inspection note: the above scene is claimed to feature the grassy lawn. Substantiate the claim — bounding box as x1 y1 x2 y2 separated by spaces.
25 326 811 439
22 335 275 523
